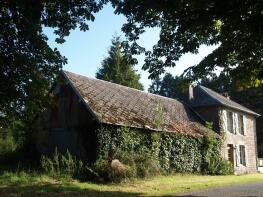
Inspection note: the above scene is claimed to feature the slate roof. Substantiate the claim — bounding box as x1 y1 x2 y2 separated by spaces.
191 85 260 117
63 71 210 136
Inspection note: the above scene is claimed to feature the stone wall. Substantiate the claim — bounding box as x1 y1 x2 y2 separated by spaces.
219 107 258 174
230 87 263 157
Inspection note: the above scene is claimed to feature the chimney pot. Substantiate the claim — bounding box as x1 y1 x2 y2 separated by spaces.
222 92 230 99
189 85 194 101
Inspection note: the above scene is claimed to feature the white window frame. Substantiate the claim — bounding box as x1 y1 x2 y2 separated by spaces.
235 145 240 167
222 110 228 132
227 111 234 134
233 112 238 134
243 115 247 135
222 110 247 136
239 145 247 166
238 114 245 135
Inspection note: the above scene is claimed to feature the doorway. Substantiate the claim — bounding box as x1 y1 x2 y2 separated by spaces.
227 144 234 165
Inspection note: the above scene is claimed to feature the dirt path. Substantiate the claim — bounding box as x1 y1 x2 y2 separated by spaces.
176 182 263 197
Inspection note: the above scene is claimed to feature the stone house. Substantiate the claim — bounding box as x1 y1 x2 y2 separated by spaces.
189 85 260 174
38 71 260 174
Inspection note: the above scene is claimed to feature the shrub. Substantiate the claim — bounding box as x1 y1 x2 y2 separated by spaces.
133 152 161 178
40 148 98 180
0 135 17 158
93 150 161 182
202 132 234 175
93 158 111 182
0 120 25 154
93 156 134 183
0 134 18 163
115 150 161 178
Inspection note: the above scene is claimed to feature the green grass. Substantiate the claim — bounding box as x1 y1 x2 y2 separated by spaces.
0 172 263 196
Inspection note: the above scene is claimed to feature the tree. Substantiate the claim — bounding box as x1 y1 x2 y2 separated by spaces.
112 0 263 82
149 73 189 100
201 72 263 93
96 36 144 90
0 0 106 127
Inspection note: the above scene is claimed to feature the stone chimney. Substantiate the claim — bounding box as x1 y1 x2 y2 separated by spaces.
189 84 194 101
222 92 230 99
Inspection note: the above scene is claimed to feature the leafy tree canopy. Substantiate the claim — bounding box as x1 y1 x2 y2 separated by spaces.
96 36 144 90
201 72 263 93
0 0 106 127
149 73 189 100
111 0 263 82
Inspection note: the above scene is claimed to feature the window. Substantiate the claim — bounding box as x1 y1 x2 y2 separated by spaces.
239 145 246 166
227 111 234 133
259 158 263 167
238 114 244 135
227 144 234 165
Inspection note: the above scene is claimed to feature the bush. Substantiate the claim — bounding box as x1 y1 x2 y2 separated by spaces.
0 135 17 158
93 158 111 182
93 150 161 182
115 150 161 178
203 132 234 175
0 121 26 164
203 154 233 175
133 152 161 178
40 148 98 181
94 158 133 183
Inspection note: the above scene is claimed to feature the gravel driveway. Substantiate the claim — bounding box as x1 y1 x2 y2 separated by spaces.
176 182 263 197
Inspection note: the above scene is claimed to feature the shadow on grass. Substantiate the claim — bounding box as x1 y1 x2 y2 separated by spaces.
0 182 142 197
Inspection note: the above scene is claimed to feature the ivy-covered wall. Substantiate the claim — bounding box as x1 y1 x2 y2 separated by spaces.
95 125 229 174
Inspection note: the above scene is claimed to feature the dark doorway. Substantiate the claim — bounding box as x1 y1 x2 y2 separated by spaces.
227 144 234 165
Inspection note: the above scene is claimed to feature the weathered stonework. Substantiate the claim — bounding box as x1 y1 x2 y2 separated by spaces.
219 107 258 174
190 85 260 174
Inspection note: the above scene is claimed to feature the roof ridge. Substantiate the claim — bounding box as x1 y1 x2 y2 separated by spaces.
197 85 260 117
60 70 210 136
63 70 182 104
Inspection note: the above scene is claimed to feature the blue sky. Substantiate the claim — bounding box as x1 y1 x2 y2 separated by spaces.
45 4 217 90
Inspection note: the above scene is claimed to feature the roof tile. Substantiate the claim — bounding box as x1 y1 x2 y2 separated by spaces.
63 71 210 136
191 85 260 116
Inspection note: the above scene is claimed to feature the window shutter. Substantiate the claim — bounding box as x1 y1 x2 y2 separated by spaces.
222 110 227 132
235 145 240 167
243 116 247 135
244 145 248 166
233 113 238 134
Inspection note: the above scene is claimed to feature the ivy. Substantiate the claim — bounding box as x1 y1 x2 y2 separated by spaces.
96 125 233 175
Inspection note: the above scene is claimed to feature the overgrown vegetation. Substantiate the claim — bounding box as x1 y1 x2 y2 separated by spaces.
0 121 25 163
202 132 233 175
1 122 233 184
93 125 233 182
0 134 17 159
40 148 99 181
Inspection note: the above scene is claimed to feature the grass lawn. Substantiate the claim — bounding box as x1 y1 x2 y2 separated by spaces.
0 172 263 196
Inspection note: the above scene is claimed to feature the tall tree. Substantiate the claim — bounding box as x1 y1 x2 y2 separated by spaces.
112 0 263 82
0 0 106 127
96 36 144 90
149 73 189 100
